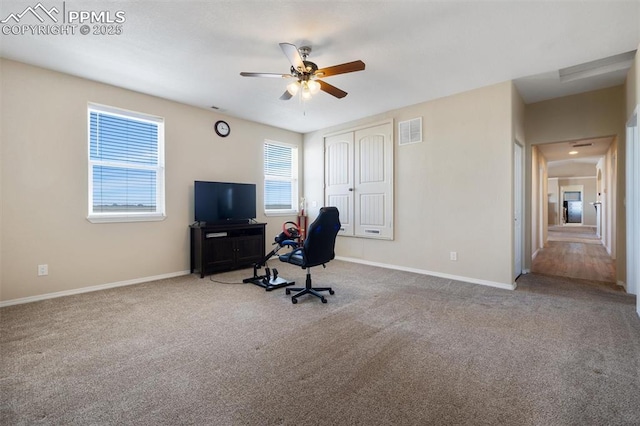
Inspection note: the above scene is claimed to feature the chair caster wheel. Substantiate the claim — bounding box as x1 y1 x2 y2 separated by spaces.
286 289 291 295
321 297 327 303
329 290 335 295
292 298 297 304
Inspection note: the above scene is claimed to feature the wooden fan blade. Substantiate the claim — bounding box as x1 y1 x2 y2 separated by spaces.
316 60 365 78
240 72 291 78
280 90 293 100
279 43 305 71
318 80 348 99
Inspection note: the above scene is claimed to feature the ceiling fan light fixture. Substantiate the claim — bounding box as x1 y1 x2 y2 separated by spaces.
308 79 321 94
301 82 312 100
286 81 300 96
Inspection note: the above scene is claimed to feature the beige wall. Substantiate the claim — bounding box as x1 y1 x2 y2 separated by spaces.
602 139 618 257
526 86 626 145
0 59 302 302
525 86 626 283
511 83 526 280
623 47 639 311
530 146 549 257
548 162 597 178
548 178 559 226
304 82 516 287
626 44 640 119
512 81 526 144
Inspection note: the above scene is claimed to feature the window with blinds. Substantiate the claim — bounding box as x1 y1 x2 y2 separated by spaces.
264 141 298 214
88 104 165 223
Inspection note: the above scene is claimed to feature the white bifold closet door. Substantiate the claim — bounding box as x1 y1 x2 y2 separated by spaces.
325 121 393 240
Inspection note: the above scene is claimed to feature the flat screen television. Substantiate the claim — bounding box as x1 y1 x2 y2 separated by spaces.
194 181 257 225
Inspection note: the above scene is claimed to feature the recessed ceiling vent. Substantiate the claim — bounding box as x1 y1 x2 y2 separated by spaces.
398 117 422 146
572 142 593 148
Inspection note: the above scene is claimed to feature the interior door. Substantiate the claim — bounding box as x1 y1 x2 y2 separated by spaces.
354 123 393 239
325 132 354 235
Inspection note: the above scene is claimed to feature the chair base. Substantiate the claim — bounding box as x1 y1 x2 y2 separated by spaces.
285 270 334 304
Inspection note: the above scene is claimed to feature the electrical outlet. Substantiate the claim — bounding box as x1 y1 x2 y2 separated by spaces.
38 264 48 276
450 252 457 261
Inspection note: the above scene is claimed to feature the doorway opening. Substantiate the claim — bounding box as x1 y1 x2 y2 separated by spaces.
531 137 616 283
561 187 583 225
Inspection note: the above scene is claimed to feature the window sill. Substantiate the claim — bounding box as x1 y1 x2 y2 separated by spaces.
87 213 166 224
264 210 298 217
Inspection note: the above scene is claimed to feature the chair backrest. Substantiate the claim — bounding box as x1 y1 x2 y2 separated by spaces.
302 207 341 267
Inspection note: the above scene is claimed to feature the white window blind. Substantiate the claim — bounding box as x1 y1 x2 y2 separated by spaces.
88 104 165 223
264 141 298 213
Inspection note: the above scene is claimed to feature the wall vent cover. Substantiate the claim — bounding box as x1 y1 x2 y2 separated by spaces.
398 117 422 145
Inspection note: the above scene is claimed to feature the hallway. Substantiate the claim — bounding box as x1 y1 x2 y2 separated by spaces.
531 226 616 283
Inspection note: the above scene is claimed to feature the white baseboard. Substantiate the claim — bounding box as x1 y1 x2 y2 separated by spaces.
532 248 540 260
335 256 516 291
617 280 627 291
0 270 192 308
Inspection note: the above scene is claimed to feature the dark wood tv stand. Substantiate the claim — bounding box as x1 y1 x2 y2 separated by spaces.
190 222 266 278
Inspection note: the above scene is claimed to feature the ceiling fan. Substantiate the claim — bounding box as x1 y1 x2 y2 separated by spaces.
240 43 365 100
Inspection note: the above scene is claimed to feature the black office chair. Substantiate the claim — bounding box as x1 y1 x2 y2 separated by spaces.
279 207 340 304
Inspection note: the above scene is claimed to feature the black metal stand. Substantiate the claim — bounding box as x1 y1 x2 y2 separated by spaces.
243 241 296 291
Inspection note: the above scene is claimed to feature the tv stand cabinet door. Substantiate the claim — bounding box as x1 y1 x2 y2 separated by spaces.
235 235 264 267
205 237 235 273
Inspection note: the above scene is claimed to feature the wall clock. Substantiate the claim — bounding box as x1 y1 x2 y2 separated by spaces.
215 120 230 137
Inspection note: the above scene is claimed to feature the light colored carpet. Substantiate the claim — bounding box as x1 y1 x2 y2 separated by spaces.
1 261 639 425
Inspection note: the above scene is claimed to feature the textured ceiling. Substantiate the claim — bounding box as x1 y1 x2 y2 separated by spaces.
1 1 639 133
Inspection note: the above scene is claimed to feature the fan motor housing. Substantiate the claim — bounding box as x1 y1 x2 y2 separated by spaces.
303 61 318 73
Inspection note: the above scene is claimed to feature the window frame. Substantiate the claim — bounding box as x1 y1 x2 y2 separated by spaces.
263 140 299 216
87 103 166 223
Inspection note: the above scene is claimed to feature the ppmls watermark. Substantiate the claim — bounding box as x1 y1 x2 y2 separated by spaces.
1 2 125 36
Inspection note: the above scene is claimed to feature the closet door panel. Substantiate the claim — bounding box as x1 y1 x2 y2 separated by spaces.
354 123 393 239
325 132 354 236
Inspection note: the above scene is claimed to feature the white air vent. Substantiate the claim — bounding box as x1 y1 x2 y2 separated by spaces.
398 117 422 146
